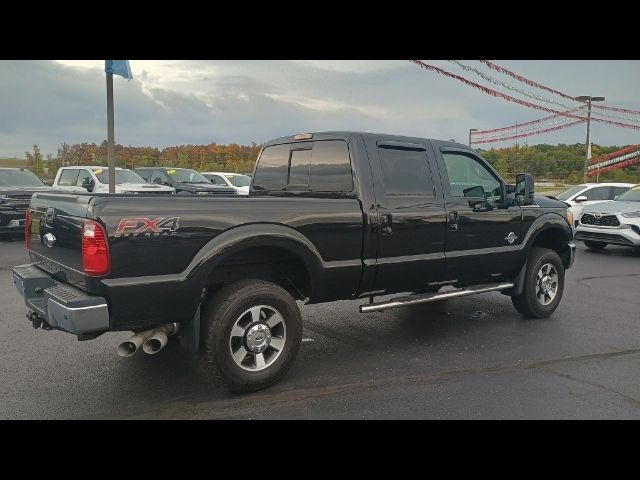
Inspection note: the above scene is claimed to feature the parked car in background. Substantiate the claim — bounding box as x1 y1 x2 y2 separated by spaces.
135 167 237 195
53 166 176 195
574 185 640 251
201 172 251 195
0 168 58 238
555 183 633 225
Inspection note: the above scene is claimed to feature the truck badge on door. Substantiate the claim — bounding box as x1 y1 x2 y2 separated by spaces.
114 217 180 237
505 232 518 244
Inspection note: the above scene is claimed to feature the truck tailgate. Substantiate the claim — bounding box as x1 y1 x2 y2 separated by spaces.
27 192 93 285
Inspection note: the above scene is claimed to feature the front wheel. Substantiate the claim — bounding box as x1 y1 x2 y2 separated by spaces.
511 248 565 319
201 279 302 393
584 240 607 250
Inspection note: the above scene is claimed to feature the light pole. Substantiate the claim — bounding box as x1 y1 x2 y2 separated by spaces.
575 95 605 181
469 128 478 147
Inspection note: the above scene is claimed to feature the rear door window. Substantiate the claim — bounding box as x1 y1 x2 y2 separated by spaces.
584 186 611 201
378 146 434 196
57 169 79 186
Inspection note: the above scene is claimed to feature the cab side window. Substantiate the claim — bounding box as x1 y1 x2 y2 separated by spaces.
211 175 227 186
57 169 79 186
442 152 503 202
150 170 169 184
612 186 629 198
75 169 92 187
583 186 610 201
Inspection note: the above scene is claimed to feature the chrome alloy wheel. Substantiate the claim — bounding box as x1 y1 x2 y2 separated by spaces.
536 263 558 305
229 305 286 371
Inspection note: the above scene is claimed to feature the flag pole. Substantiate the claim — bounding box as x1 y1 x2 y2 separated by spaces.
106 71 115 193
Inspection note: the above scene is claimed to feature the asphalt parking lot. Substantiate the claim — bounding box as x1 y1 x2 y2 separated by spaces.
1 236 640 419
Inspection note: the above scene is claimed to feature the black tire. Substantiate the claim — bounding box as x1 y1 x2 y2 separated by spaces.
511 248 565 319
584 240 607 250
201 279 302 393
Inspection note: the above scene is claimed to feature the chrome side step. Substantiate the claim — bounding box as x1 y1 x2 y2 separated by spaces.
359 282 515 313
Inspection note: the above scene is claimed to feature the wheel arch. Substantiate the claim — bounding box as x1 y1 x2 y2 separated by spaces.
523 214 573 267
193 224 325 301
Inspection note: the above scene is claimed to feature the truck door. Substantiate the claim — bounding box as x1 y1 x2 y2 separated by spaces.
434 145 523 283
368 140 447 295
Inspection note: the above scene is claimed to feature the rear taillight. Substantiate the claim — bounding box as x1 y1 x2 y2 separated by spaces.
82 220 110 276
24 208 31 249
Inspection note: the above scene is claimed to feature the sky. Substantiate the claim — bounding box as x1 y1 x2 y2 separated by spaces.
0 60 638 158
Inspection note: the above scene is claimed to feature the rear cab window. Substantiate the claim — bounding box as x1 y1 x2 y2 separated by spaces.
252 139 353 194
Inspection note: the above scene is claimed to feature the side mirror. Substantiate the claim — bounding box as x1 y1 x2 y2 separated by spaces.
515 173 535 206
574 195 588 203
82 178 95 192
153 178 164 185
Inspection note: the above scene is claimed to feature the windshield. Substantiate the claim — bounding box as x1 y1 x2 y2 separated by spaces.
0 169 45 187
94 169 146 184
226 174 251 187
556 184 587 201
616 185 640 202
167 169 210 183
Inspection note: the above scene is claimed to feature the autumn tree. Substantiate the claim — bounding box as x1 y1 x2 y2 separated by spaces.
25 145 45 176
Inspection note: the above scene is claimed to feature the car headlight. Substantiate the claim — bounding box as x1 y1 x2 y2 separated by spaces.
196 191 210 195
621 211 640 218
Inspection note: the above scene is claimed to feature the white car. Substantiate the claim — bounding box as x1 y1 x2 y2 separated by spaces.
575 185 640 250
201 172 251 195
555 182 634 226
53 166 176 194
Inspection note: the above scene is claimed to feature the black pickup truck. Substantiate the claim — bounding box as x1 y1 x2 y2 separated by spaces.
13 132 575 392
0 168 56 238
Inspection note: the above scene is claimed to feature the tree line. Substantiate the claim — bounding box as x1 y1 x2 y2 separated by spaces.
478 143 640 184
26 141 261 179
25 140 640 184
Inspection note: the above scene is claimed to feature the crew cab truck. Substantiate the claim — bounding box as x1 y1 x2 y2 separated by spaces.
13 132 576 392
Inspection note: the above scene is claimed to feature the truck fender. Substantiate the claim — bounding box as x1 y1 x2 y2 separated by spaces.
189 223 325 292
521 213 572 252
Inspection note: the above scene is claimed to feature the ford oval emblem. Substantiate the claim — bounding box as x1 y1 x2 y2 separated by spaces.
43 233 56 248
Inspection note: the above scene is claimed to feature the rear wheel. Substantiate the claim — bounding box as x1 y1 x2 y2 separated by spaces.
511 248 565 319
201 279 302 393
584 240 607 250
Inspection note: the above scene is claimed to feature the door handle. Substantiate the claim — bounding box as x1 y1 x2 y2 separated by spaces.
448 211 458 231
381 213 393 235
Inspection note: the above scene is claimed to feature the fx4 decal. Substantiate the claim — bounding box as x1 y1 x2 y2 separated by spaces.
114 217 180 237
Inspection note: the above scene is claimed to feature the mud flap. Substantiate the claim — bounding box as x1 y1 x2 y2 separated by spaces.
178 304 201 353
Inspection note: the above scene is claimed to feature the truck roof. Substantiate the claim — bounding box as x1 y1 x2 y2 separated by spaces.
262 131 469 150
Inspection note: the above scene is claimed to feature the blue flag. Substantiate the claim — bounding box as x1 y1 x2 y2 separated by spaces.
105 60 133 80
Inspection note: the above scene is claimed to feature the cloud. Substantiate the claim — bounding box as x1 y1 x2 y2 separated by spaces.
0 59 639 158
